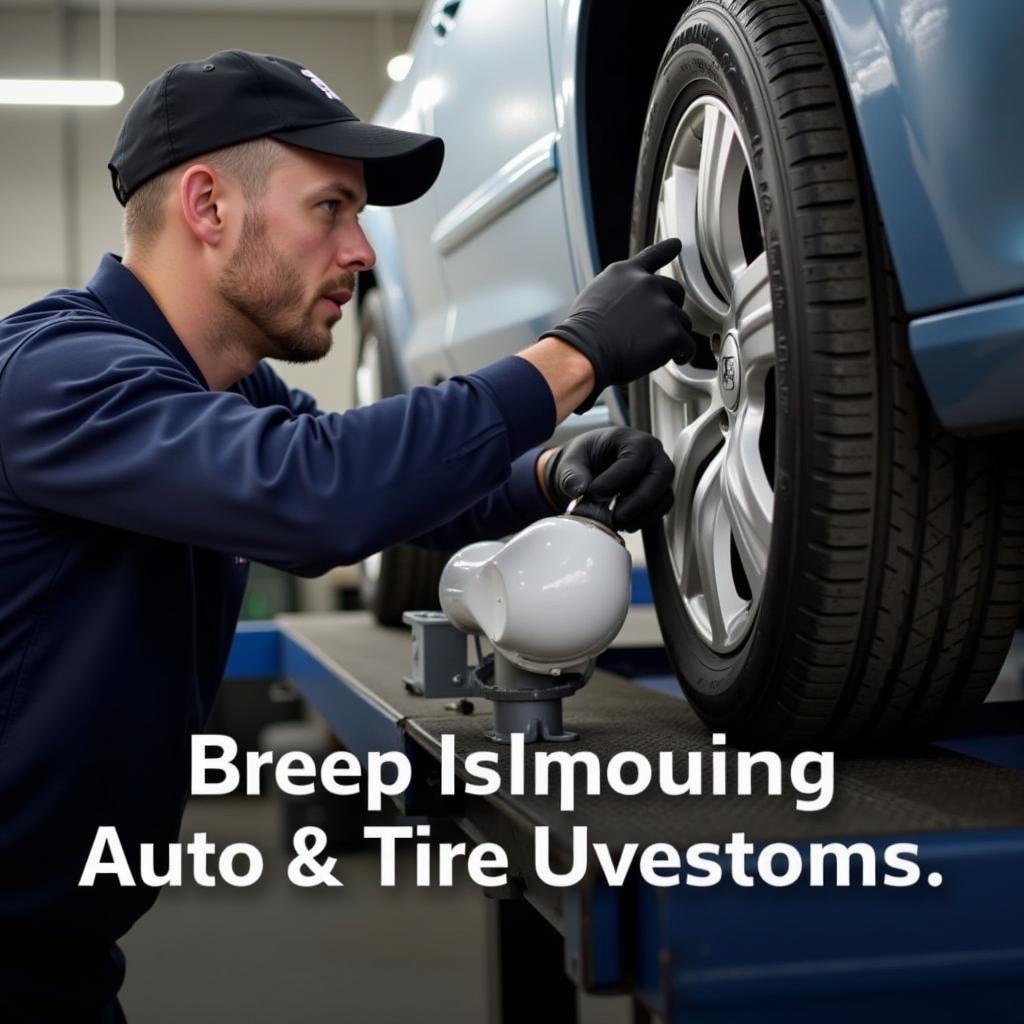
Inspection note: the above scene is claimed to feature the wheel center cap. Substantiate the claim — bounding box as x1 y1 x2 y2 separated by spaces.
719 332 741 411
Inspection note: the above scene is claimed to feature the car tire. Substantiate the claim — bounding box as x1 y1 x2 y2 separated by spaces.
628 0 1024 746
355 289 446 626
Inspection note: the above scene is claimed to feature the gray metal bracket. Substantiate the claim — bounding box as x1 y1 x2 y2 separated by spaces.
402 611 470 698
402 610 592 743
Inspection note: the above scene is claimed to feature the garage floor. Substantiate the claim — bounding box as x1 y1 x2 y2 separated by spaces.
119 795 631 1023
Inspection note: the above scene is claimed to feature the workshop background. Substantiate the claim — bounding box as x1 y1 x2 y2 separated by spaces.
0 2 633 1022
0 0 406 617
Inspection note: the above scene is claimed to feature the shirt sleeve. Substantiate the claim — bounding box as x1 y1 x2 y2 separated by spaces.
287 386 321 417
0 322 556 577
409 445 556 552
237 361 554 554
236 361 322 417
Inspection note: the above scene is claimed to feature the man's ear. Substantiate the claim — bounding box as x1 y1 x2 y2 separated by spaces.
179 164 229 246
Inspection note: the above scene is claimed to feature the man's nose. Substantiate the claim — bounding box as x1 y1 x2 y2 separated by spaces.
338 222 376 273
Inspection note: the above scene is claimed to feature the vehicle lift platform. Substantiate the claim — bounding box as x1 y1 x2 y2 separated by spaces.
226 611 1024 1023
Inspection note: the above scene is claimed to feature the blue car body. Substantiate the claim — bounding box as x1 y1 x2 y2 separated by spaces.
359 0 1024 435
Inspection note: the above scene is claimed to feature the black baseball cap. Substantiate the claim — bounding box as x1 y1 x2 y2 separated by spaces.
108 50 444 207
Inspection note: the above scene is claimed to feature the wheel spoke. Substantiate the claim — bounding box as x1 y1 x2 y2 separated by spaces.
655 176 685 288
667 402 723 577
664 164 728 333
696 105 747 301
719 410 773 602
650 363 716 405
689 448 730 647
733 252 774 373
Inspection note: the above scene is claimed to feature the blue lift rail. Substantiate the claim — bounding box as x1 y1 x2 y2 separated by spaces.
224 614 1024 1023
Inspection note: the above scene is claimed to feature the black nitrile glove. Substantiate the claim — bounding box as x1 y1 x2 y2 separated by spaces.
545 238 695 412
545 427 675 533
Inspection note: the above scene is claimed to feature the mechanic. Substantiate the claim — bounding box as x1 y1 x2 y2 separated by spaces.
0 50 694 1022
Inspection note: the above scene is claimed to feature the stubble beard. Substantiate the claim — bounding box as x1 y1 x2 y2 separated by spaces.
217 207 334 365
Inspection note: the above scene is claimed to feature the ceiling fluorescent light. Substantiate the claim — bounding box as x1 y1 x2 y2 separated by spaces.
386 54 413 83
0 79 125 106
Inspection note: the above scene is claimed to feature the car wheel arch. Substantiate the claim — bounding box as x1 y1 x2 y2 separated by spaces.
577 1 695 268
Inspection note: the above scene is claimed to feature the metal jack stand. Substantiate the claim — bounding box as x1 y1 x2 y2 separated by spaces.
402 611 593 743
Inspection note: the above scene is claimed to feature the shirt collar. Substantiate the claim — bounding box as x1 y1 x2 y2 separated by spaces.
86 252 208 388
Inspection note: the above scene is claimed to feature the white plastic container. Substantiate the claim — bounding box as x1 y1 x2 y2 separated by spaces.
439 515 632 674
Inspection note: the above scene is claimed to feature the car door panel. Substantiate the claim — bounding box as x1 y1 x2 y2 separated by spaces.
428 0 578 373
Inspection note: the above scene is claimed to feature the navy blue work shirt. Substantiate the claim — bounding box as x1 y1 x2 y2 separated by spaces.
0 254 556 1017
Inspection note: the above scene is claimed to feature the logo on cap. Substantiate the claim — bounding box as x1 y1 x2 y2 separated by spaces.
301 68 341 103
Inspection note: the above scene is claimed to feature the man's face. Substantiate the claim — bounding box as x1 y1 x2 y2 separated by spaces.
217 148 375 364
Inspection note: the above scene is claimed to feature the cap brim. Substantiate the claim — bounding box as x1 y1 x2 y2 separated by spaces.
271 120 444 206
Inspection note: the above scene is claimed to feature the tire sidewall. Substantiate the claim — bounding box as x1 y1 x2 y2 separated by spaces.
630 4 806 723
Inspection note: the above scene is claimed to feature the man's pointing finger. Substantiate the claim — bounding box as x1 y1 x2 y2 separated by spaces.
630 237 683 274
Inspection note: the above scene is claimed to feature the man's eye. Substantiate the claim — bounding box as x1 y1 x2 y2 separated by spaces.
320 199 340 215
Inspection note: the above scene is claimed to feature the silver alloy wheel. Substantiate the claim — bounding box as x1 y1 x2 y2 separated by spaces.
355 332 383 585
650 96 776 654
